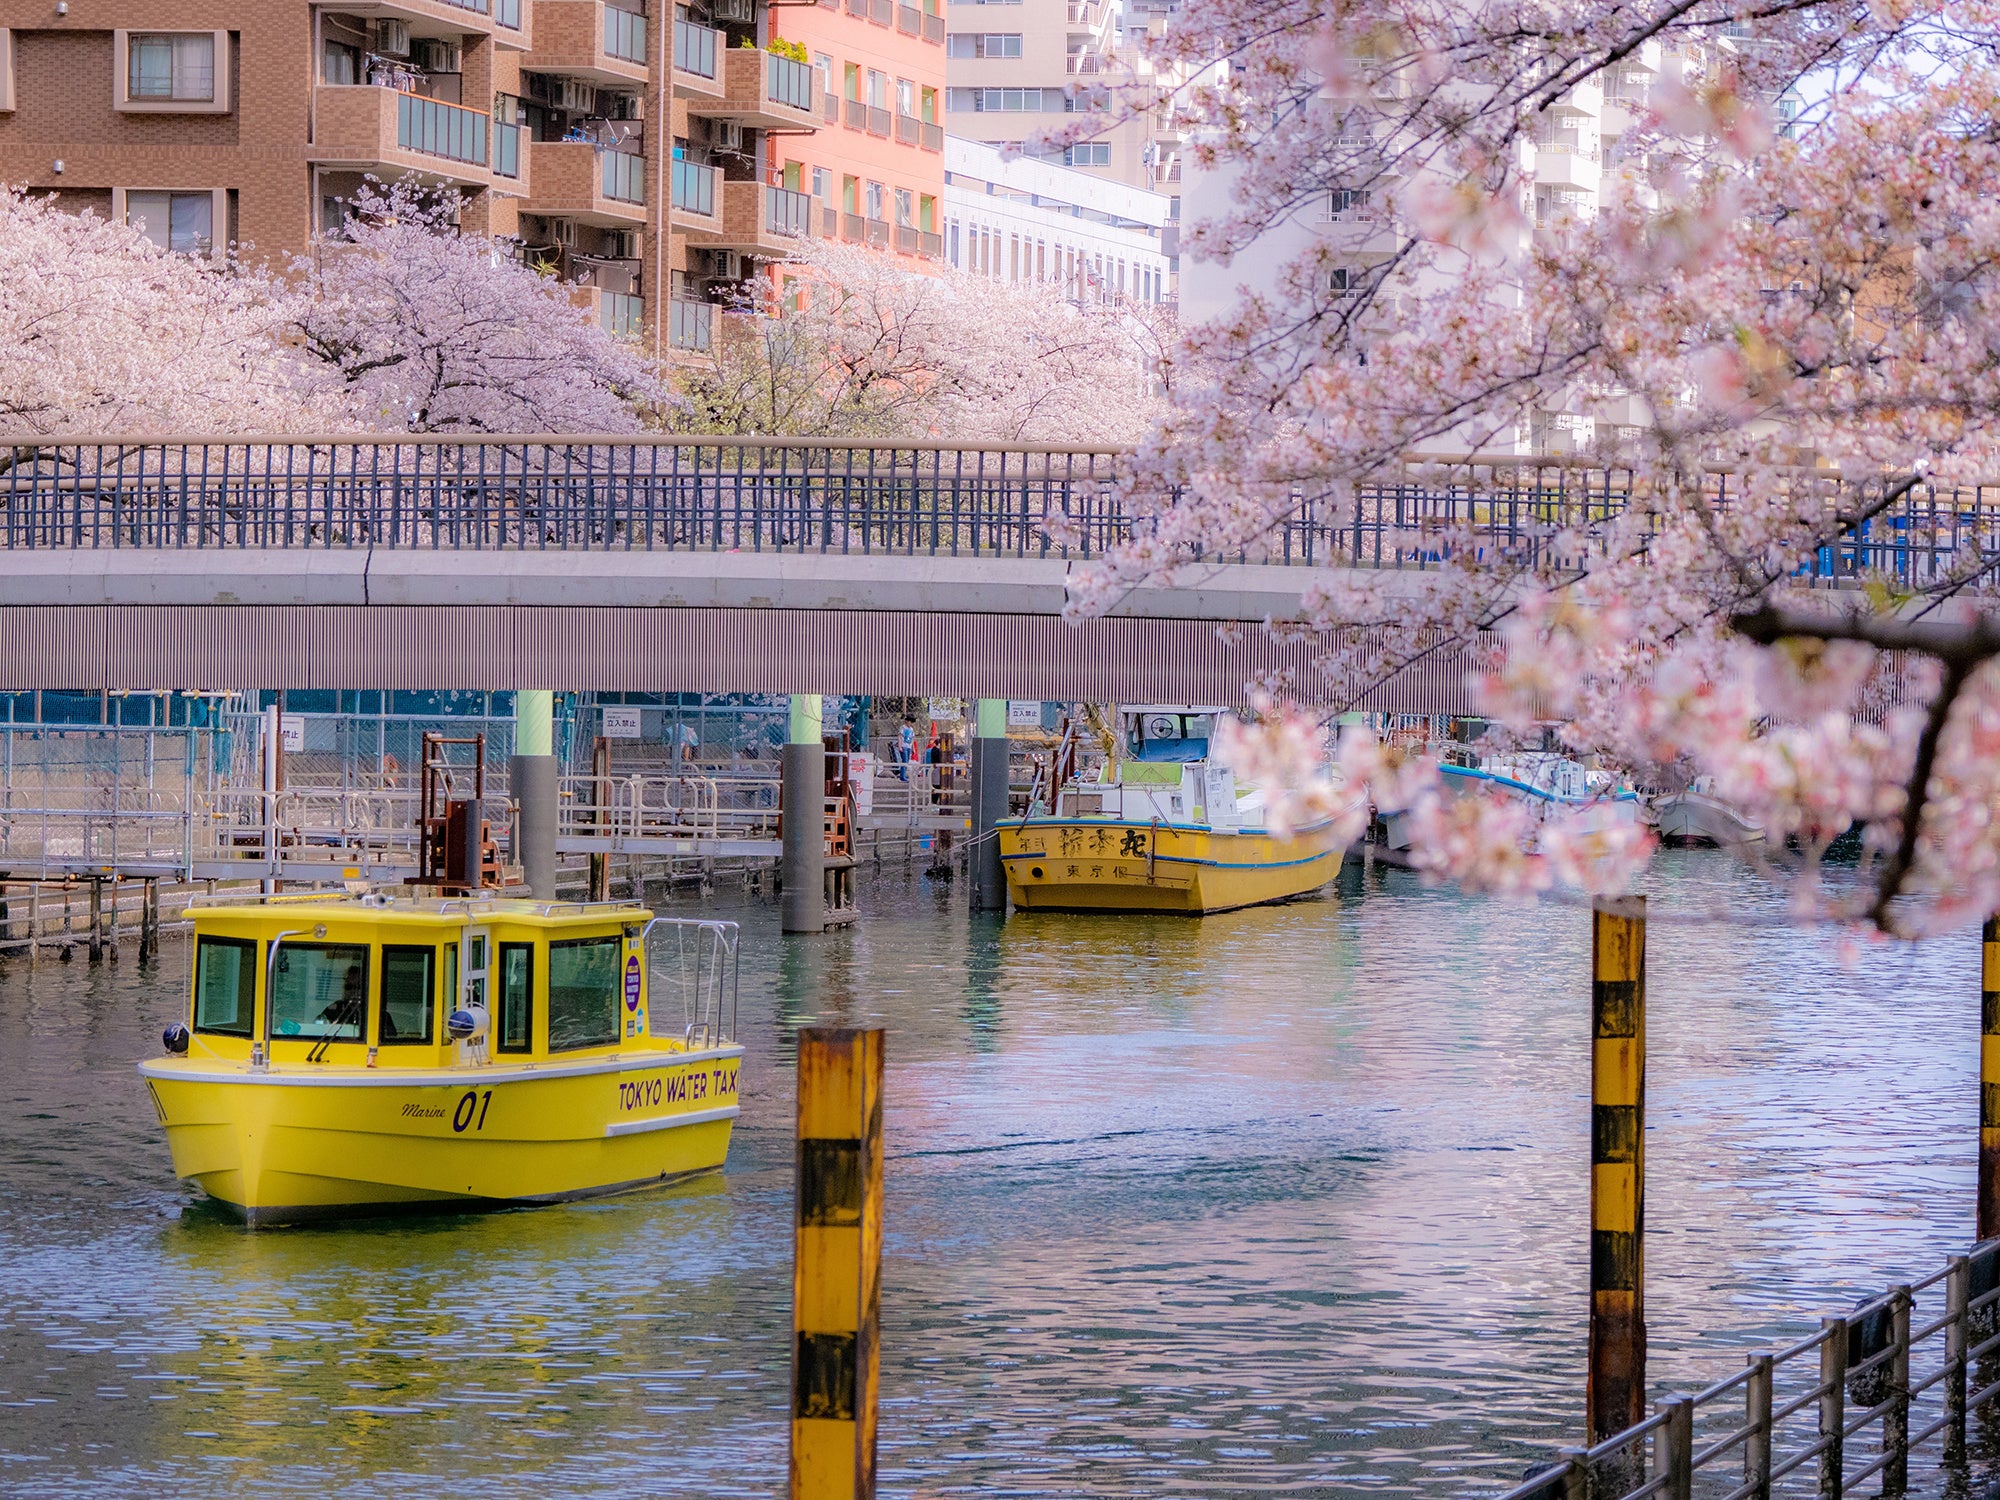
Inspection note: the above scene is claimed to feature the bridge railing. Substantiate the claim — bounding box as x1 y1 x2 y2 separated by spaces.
3 438 1999 587
1489 1238 2000 1500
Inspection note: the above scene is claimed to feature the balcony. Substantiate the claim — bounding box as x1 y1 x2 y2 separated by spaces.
524 139 647 225
601 291 644 340
922 10 943 41
844 99 889 137
818 204 838 237
671 157 723 231
894 112 918 145
671 16 724 100
682 179 812 256
896 4 920 33
669 298 714 354
870 0 892 22
685 46 818 131
309 85 494 190
920 120 942 151
524 0 649 87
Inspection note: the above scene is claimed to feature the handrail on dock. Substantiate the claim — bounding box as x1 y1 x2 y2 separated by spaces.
1486 1239 2000 1500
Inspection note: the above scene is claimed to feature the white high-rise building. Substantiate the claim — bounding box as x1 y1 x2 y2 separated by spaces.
1179 37 1734 455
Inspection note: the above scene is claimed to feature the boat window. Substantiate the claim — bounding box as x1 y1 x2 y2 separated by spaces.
548 936 622 1052
496 942 533 1052
268 942 369 1041
379 945 435 1045
192 935 257 1036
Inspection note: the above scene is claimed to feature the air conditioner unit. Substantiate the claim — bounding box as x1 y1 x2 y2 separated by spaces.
600 91 640 120
549 77 597 113
712 0 755 22
371 18 411 57
715 120 746 152
605 229 641 258
411 38 461 73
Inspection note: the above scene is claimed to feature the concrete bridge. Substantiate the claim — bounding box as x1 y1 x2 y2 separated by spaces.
0 436 1977 708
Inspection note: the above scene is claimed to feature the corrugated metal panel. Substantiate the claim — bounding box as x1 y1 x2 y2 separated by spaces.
2 607 1484 714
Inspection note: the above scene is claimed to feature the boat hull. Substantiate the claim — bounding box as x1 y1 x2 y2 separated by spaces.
139 1047 742 1225
1656 792 1764 847
998 819 1342 914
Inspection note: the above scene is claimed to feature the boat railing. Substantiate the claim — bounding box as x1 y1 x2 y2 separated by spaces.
642 915 740 1047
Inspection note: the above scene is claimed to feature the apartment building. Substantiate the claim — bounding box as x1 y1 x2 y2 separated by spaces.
0 0 942 362
943 135 1168 304
779 0 945 261
942 0 1183 198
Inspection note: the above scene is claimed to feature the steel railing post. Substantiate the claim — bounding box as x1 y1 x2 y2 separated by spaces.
1745 1352 1774 1500
1655 1397 1693 1500
1885 1285 1911 1496
1821 1316 1848 1500
1946 1255 1969 1470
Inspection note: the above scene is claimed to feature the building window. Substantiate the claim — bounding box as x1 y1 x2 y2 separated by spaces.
866 68 887 108
896 77 914 115
945 86 1058 112
129 32 215 101
1326 186 1372 218
1064 142 1110 166
125 190 215 255
893 187 913 226
865 180 886 220
323 38 360 85
812 165 832 201
946 32 1022 58
116 29 228 112
0 29 15 114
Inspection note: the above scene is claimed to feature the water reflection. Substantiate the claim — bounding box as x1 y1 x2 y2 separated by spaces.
0 854 1985 1496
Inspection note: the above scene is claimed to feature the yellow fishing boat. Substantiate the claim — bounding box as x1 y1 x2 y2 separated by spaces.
139 892 743 1225
1000 707 1343 915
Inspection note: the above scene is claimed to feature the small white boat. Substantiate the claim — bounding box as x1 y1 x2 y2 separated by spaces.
1383 751 1641 851
1654 779 1764 847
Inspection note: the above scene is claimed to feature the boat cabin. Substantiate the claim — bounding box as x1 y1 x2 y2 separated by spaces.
177 894 670 1071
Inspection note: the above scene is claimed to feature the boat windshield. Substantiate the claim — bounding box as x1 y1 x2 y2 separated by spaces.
269 942 369 1041
548 936 622 1052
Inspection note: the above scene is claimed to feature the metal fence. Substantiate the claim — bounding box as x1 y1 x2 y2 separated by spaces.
3 439 1999 588
1492 1238 2000 1500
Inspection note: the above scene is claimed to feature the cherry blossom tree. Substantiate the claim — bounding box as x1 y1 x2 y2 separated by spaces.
0 185 334 439
669 240 1168 442
294 180 668 433
1065 0 2000 933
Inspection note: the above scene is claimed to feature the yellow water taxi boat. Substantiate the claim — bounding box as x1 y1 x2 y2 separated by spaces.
139 892 744 1225
1000 707 1343 915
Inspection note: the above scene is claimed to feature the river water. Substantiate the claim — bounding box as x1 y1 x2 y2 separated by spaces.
0 852 1983 1497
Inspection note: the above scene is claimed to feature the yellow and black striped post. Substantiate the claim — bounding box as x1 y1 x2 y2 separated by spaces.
791 1027 885 1500
1589 896 1647 1444
1981 918 2000 1241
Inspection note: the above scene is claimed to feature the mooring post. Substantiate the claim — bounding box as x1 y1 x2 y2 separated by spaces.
782 695 826 935
968 699 1009 914
1982 917 2000 1240
1589 895 1647 1446
139 878 159 963
791 1026 884 1500
87 877 104 963
511 689 559 900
